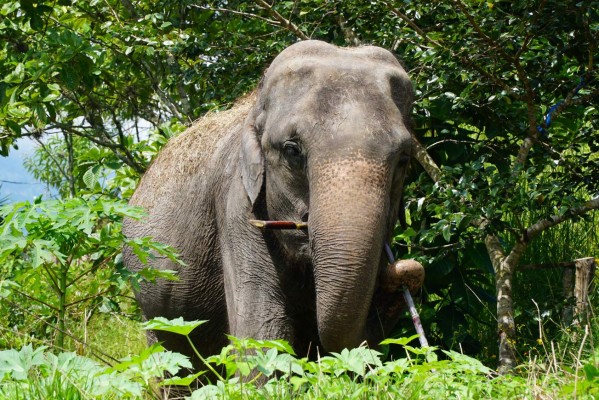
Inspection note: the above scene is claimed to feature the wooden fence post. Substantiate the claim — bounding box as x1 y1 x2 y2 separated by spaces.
573 257 596 324
519 257 596 326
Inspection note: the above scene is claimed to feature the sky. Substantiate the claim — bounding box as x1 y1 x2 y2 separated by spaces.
0 139 56 203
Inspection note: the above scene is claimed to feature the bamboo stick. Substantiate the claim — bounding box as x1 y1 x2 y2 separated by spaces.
249 219 308 230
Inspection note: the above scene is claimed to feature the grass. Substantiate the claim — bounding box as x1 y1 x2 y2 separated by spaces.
84 313 147 362
500 208 599 365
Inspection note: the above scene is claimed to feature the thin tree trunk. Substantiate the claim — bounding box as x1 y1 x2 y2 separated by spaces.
56 262 68 350
64 131 76 198
485 235 515 372
486 234 530 372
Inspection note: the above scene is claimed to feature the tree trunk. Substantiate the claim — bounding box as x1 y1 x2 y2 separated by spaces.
56 263 68 350
485 235 527 373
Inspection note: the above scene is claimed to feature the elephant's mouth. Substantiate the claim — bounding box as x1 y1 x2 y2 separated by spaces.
250 219 311 265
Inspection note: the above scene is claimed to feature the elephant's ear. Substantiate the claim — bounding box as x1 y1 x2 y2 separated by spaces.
240 120 264 206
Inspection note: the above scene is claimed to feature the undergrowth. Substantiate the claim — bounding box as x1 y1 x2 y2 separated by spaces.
0 317 597 399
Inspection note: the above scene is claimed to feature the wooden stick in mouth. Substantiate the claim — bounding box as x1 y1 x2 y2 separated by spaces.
249 219 308 230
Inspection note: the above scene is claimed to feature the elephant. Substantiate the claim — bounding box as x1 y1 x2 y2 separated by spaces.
123 40 423 366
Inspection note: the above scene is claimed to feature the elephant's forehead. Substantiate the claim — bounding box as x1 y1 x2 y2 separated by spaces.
265 61 404 116
269 56 404 86
264 52 411 117
271 40 402 71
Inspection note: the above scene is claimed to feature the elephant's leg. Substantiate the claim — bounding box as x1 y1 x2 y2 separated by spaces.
220 234 295 345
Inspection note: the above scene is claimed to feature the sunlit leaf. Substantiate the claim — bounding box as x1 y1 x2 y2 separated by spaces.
143 317 207 336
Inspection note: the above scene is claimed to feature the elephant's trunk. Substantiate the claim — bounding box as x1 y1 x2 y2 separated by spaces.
309 157 390 352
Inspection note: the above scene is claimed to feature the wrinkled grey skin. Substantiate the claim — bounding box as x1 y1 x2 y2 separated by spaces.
123 40 414 363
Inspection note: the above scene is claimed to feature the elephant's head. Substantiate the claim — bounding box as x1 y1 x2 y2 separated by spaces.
240 40 414 352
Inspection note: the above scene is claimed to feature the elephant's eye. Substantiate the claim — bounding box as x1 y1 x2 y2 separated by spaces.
397 153 411 167
283 141 302 158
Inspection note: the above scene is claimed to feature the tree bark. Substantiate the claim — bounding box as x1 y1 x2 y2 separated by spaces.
485 235 516 372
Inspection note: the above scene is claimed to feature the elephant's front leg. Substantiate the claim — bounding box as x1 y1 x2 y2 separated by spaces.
220 229 295 346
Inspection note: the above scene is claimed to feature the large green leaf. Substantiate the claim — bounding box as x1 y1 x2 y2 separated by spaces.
142 317 207 337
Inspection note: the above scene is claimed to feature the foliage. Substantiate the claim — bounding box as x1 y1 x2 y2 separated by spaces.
1 0 597 373
0 342 192 399
151 317 599 399
378 0 598 367
23 127 176 199
0 317 596 399
0 196 181 350
0 0 270 167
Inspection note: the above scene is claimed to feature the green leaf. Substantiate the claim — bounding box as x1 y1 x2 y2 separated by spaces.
31 240 61 268
442 350 492 374
7 103 30 119
142 317 207 336
191 385 222 399
82 168 97 189
135 267 179 282
41 92 60 102
441 223 451 242
426 257 455 281
108 342 165 373
0 1 19 15
380 334 421 347
0 345 47 381
0 280 19 298
227 336 296 355
583 363 599 381
4 63 25 83
161 370 206 386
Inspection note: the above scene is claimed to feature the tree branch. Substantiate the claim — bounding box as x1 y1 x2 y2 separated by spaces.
383 1 523 100
394 241 461 252
191 4 279 26
514 75 594 171
383 3 442 48
64 289 111 308
252 0 309 40
412 136 442 183
11 287 59 312
524 196 599 243
67 258 111 289
33 137 71 187
515 0 547 59
109 109 147 174
453 0 514 65
63 131 76 197
484 234 506 271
